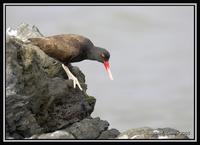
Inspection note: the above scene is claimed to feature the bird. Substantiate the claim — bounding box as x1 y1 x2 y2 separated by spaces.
28 34 113 91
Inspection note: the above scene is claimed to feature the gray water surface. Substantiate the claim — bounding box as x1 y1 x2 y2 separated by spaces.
6 5 194 138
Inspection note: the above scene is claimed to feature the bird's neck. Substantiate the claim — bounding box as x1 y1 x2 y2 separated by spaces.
87 46 98 60
87 46 102 62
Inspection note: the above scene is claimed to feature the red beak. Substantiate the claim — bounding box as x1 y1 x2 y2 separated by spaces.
103 60 113 80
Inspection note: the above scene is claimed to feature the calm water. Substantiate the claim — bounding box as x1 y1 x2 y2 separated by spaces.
6 5 194 138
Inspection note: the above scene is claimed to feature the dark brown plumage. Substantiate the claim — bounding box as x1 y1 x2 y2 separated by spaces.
29 34 109 64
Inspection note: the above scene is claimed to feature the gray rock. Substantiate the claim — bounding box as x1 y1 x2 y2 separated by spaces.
29 130 75 139
65 117 110 139
157 127 179 135
6 23 96 139
174 133 189 139
6 22 43 42
98 128 120 139
92 117 110 132
117 127 189 139
117 127 155 139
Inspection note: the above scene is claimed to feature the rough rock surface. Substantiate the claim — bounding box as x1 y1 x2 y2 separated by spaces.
65 117 110 139
98 129 120 139
28 117 120 139
117 127 189 139
29 130 75 139
5 23 98 139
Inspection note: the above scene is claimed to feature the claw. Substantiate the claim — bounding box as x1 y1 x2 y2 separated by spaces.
62 64 83 91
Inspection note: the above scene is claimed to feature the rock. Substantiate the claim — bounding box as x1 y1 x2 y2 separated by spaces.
157 127 179 135
65 117 110 139
28 130 75 139
6 23 96 139
28 117 119 140
117 127 189 139
98 129 120 139
174 133 190 139
6 22 43 42
117 127 154 139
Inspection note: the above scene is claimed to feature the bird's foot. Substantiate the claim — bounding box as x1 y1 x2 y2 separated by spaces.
62 64 83 91
69 74 83 91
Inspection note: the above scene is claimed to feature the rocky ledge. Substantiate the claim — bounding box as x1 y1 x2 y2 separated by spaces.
117 127 189 139
5 23 189 140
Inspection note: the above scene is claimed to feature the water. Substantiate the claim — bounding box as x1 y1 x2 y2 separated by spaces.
6 5 194 138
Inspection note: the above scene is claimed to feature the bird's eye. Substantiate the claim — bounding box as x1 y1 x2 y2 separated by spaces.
100 53 105 58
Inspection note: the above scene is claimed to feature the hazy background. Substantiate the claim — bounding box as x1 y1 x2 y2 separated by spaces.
6 5 194 138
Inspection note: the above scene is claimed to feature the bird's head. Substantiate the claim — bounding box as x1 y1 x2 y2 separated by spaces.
95 47 113 80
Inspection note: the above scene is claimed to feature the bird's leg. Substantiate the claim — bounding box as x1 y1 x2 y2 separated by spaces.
62 64 83 91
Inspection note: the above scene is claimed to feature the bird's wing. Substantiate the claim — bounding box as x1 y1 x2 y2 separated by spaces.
28 35 81 63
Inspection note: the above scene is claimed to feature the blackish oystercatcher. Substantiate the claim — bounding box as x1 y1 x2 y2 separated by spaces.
28 34 113 91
